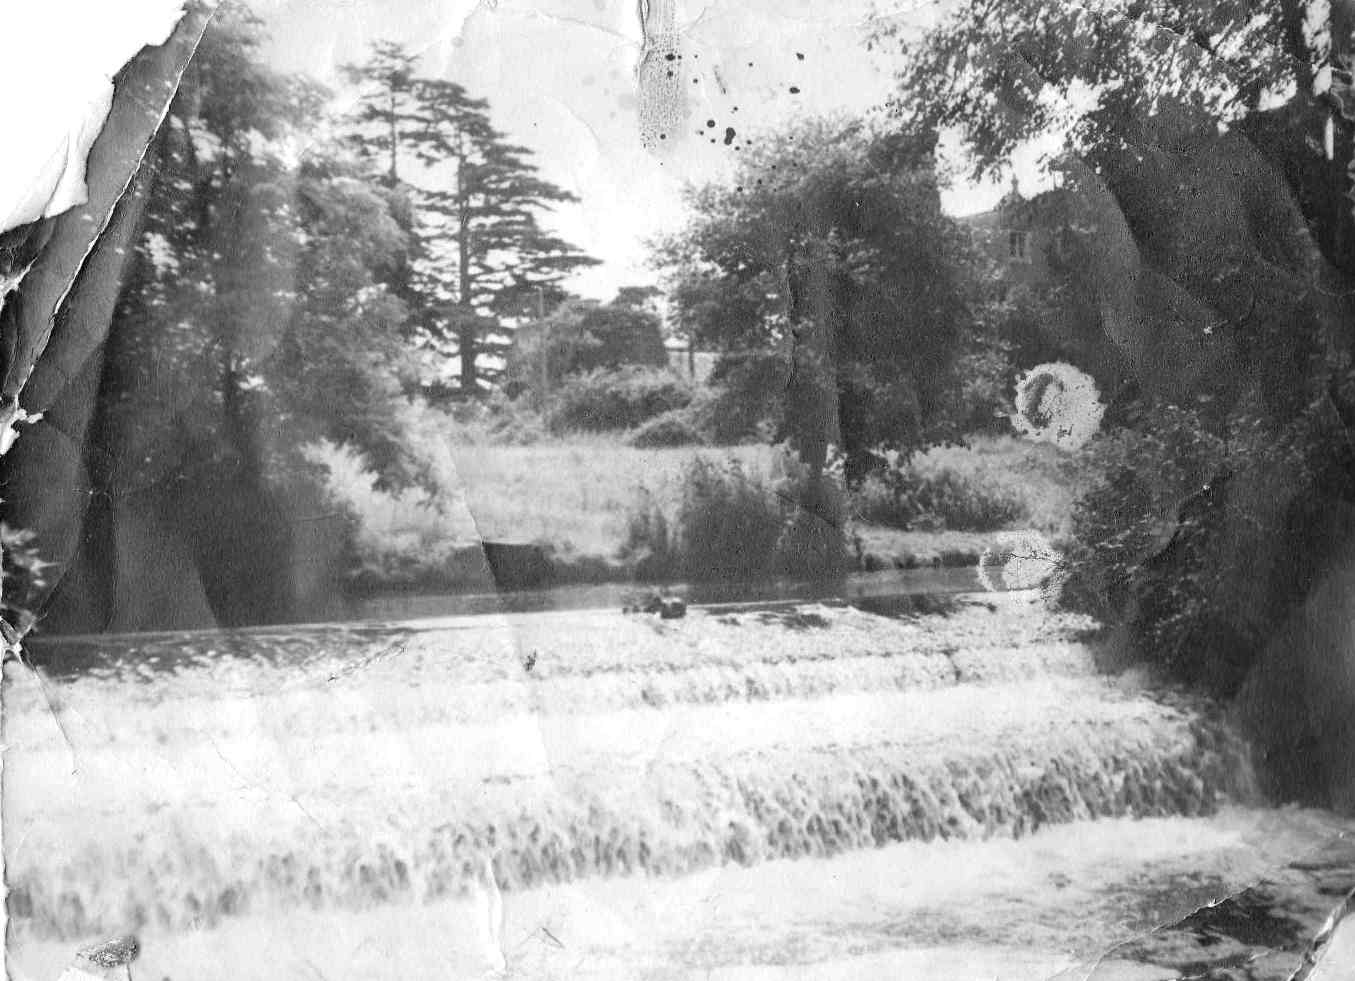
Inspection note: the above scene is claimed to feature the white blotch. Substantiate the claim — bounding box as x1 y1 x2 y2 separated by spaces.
143 231 178 275
1011 362 1105 450
978 530 1061 593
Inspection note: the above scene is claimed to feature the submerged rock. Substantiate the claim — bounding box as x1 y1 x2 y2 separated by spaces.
622 590 687 618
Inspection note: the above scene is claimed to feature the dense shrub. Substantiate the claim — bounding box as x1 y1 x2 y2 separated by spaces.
698 350 790 443
1052 400 1316 695
1057 402 1227 624
629 411 707 448
484 398 549 445
771 454 853 578
952 347 1016 435
548 367 694 433
624 452 849 582
505 297 668 403
430 393 548 445
852 462 1027 531
672 457 787 580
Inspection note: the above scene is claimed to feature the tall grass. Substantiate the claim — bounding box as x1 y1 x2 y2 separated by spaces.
314 400 1077 591
624 453 850 582
314 401 776 562
852 465 1027 532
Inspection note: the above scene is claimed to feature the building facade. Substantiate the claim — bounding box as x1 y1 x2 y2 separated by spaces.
956 179 1128 393
957 179 1064 289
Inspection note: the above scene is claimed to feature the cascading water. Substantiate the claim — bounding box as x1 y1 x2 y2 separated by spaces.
2 592 1343 980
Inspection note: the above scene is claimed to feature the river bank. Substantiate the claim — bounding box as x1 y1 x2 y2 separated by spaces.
322 433 1075 598
337 526 1046 599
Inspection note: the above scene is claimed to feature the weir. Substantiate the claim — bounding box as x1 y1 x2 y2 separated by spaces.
0 592 1315 977
18 590 1355 981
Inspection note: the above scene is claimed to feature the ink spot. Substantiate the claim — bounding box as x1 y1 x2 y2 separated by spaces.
665 52 677 61
789 86 801 94
723 127 736 145
796 52 805 60
706 119 716 128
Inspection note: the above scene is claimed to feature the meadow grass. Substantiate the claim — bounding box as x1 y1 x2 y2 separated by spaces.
315 425 774 561
314 405 1079 587
444 439 774 555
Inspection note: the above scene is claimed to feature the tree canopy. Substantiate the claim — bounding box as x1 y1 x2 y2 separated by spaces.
344 46 599 391
656 118 977 481
873 0 1355 802
98 5 426 498
504 291 669 402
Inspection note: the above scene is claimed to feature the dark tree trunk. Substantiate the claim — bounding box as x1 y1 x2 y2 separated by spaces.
458 320 477 392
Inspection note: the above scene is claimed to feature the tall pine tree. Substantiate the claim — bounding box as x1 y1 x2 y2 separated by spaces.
341 41 421 186
345 45 598 392
339 42 425 334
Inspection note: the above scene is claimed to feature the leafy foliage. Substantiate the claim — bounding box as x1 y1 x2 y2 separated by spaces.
655 118 978 480
547 367 693 433
624 453 850 582
505 292 668 402
628 411 707 448
1055 399 1337 696
99 6 427 496
692 350 793 445
878 0 1355 740
852 462 1027 532
1058 403 1228 620
874 0 1326 181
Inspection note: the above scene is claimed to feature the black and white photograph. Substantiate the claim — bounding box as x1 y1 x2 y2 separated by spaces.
3 0 1355 977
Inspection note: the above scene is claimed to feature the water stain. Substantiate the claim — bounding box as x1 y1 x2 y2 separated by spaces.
636 0 687 152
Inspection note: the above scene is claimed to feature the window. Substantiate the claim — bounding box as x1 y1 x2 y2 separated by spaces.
1008 230 1030 262
1054 227 1076 261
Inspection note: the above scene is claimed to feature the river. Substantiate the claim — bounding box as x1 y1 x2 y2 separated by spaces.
5 590 1353 979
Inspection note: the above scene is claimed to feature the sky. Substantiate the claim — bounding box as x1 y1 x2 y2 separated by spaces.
251 0 1054 299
